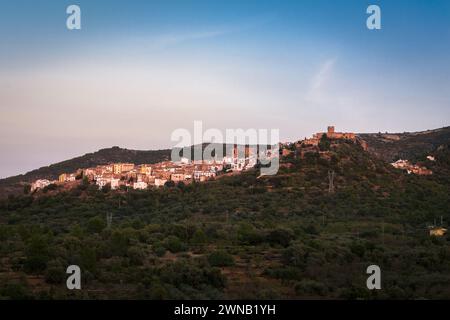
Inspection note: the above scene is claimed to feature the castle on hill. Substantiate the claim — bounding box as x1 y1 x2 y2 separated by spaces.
303 126 357 146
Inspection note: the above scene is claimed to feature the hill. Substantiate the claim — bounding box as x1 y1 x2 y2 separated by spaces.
0 143 260 198
358 126 450 162
1 139 449 299
0 146 172 197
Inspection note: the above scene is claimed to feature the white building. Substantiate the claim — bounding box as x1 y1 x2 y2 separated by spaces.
31 179 52 192
96 178 109 189
222 156 234 165
110 178 120 190
391 159 410 169
133 181 148 190
180 157 190 164
154 178 168 187
193 170 216 181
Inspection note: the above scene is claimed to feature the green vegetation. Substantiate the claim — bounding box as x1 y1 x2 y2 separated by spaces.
359 126 450 162
0 140 449 299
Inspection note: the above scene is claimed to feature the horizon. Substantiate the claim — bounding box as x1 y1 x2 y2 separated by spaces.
1 0 450 178
1 123 449 180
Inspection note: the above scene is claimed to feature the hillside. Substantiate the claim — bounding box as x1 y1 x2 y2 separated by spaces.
0 143 258 198
358 126 450 162
1 140 449 299
0 146 172 197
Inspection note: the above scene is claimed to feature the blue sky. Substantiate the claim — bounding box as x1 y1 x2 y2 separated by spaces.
0 0 450 178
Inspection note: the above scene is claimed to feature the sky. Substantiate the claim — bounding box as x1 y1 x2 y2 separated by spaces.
0 0 450 178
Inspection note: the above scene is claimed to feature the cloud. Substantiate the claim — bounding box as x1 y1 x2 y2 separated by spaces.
306 58 336 104
149 30 230 50
134 15 276 52
311 58 336 91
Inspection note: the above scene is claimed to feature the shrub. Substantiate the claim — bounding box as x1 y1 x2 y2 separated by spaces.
127 246 145 266
208 250 234 267
165 236 186 253
295 280 328 296
153 244 166 257
86 216 106 234
267 228 295 247
0 283 31 300
45 264 65 284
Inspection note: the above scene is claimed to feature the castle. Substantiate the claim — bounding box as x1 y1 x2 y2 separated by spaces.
303 126 356 146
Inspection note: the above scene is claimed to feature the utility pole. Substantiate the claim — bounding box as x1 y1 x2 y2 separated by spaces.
328 170 335 194
106 212 113 228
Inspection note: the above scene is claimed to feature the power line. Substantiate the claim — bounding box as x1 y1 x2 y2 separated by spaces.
106 212 113 228
328 170 335 194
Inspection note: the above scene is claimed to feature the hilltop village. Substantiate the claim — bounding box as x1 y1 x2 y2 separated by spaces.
30 126 433 192
30 145 265 192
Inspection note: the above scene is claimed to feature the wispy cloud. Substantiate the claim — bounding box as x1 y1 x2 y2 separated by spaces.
311 58 336 91
149 29 231 50
138 15 276 51
306 58 337 104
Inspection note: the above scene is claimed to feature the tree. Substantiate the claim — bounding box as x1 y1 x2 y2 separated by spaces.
267 228 295 247
24 235 50 273
319 134 331 151
102 183 111 193
86 216 106 234
208 250 234 267
23 184 31 195
177 181 186 189
164 180 176 188
192 229 207 245
45 260 65 284
164 236 186 253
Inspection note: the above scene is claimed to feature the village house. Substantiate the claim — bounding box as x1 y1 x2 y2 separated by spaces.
193 169 216 181
429 227 447 237
113 163 135 174
146 176 156 185
58 174 66 183
58 173 76 183
110 178 120 190
31 179 53 192
391 159 432 175
139 165 152 175
154 178 167 187
83 168 96 181
96 177 110 189
133 181 148 190
391 159 410 169
171 173 185 182
103 165 113 174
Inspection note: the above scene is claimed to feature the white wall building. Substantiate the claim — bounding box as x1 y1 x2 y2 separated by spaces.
96 178 109 189
31 179 52 192
133 181 148 190
154 178 168 187
110 178 120 190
